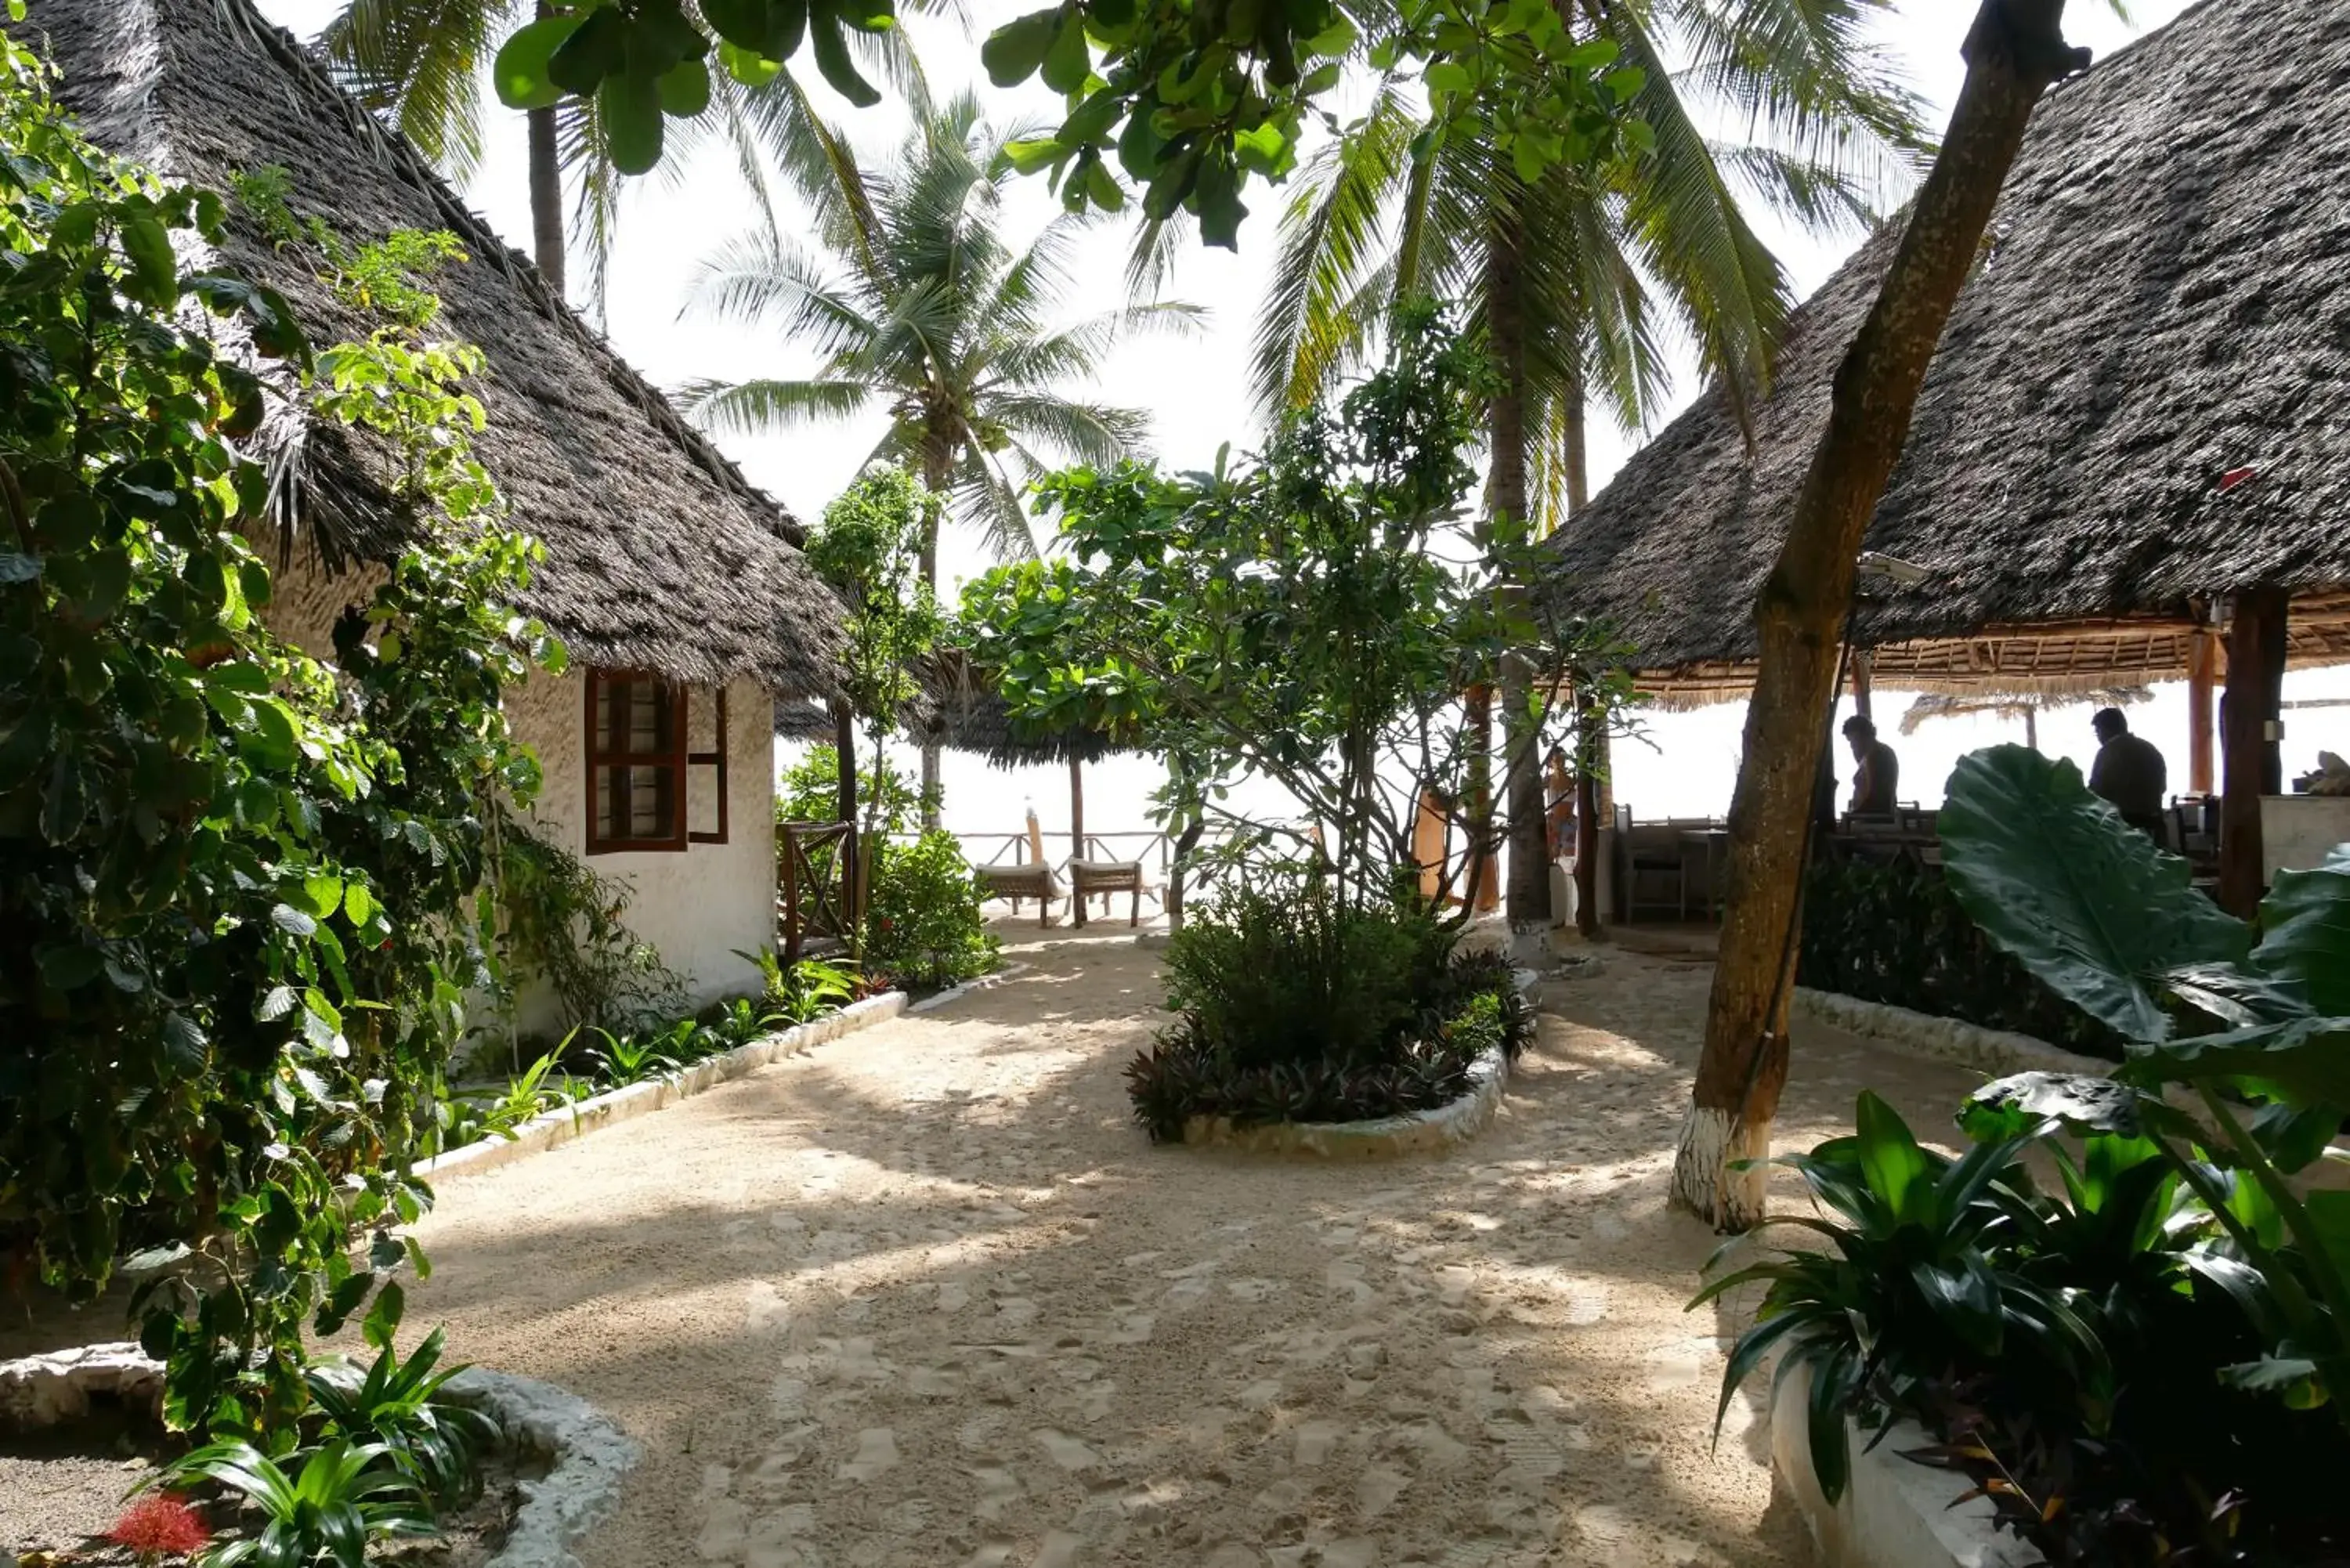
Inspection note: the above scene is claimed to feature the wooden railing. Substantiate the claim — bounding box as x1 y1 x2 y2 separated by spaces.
779 821 859 963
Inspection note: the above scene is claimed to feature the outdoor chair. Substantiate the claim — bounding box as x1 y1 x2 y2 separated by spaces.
976 814 1061 927
1068 856 1150 927
1615 808 1688 923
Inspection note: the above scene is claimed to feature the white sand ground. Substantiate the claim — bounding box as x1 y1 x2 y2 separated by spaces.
380 920 1987 1568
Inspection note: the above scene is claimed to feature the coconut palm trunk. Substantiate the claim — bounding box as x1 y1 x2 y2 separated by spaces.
919 439 952 829
1670 0 2088 1230
526 104 564 294
1487 211 1550 930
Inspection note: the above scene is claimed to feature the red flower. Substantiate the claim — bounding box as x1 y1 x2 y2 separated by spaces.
108 1493 210 1563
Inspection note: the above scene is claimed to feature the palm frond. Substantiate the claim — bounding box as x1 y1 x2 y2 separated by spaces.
318 0 505 185
674 377 877 435
682 229 880 358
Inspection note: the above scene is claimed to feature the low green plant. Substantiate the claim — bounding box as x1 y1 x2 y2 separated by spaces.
776 745 920 836
1128 883 1526 1141
862 829 999 990
157 1437 432 1566
739 948 860 1024
302 1292 495 1510
583 1026 687 1087
1691 1092 2102 1503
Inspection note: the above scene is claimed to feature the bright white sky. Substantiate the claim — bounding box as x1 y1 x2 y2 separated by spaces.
257 0 2350 849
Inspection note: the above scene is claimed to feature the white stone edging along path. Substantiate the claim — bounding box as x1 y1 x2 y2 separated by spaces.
0 1346 638 1568
1770 1362 2035 1568
1792 986 2112 1078
1178 968 1542 1158
418 991 907 1184
903 959 1031 1014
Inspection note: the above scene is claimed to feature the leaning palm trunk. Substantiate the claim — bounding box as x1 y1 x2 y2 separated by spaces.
1672 0 2089 1230
918 446 949 829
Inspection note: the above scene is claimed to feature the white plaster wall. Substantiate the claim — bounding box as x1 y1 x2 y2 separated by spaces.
511 670 778 1028
255 548 779 1035
2262 794 2350 877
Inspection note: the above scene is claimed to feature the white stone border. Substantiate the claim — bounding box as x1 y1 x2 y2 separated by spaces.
1793 987 2113 1079
1770 1362 2037 1568
418 992 907 1183
904 961 1031 1014
442 1367 641 1568
1180 1041 1513 1158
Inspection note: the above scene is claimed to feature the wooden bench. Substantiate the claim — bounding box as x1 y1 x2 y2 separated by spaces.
976 815 1061 927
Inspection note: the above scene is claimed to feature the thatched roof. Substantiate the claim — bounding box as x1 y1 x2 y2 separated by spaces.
909 652 1130 768
25 0 846 695
1539 0 2350 697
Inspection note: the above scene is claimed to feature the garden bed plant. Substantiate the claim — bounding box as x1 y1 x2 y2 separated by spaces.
1703 746 2350 1566
1124 880 1531 1141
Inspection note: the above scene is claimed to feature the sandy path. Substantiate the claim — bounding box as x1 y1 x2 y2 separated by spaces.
397 923 1988 1568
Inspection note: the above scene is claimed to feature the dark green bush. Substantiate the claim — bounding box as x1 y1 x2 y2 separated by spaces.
1128 885 1529 1142
1797 853 2124 1060
863 829 999 990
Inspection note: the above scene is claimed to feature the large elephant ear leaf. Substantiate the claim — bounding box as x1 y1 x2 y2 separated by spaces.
1959 1071 2141 1141
2251 849 2350 1013
1939 746 2250 1042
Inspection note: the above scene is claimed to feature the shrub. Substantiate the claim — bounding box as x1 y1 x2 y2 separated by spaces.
1127 883 1529 1142
776 743 920 835
1797 852 2124 1060
862 829 999 990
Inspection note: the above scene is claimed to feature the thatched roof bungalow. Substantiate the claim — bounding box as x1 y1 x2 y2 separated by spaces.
1538 0 2350 711
26 0 850 1021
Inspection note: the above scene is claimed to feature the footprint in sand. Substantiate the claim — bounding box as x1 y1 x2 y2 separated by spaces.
1292 1418 1343 1467
1355 1464 1409 1520
836 1428 898 1481
1036 1428 1102 1470
1034 1531 1084 1568
745 1281 790 1336
967 1465 1023 1520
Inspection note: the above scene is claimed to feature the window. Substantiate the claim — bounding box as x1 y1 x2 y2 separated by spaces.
584 670 728 853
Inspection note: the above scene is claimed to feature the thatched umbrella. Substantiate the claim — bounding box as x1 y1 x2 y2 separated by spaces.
27 0 848 700
1897 687 2152 753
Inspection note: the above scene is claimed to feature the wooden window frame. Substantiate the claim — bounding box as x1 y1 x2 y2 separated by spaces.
688 686 728 845
584 669 689 855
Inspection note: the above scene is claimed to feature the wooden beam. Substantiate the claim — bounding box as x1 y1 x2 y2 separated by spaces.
2219 587 2288 916
2187 625 2218 796
1849 650 1875 721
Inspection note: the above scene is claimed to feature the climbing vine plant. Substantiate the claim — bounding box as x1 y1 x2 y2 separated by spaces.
0 27 555 1443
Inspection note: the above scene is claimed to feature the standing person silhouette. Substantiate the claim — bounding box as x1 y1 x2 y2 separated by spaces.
1843 714 1900 818
2089 706 2169 840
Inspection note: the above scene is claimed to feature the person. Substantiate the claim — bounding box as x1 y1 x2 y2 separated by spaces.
1545 748 1576 858
1843 714 1899 817
2089 706 2168 840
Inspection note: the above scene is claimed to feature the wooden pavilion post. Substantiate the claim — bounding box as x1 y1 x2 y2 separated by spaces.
1849 650 1875 721
1068 753 1086 928
2219 587 2287 916
2188 620 2219 796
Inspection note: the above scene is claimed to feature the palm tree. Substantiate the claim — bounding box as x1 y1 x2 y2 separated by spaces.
316 0 936 303
1252 0 1930 924
678 88 1200 812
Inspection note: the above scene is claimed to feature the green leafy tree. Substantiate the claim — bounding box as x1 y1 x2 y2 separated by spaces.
1251 0 1926 924
481 0 1652 251
805 464 942 844
680 89 1197 812
0 31 556 1443
961 309 1625 916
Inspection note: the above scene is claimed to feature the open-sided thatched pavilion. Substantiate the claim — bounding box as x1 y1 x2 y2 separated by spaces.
27 0 850 1021
1538 0 2350 909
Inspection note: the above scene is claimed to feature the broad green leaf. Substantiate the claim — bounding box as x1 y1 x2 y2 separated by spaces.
808 11 880 107
119 213 179 305
2125 1015 2350 1105
599 68 665 175
1939 745 2249 1042
549 7 629 95
1040 8 1090 93
982 9 1062 88
1959 1071 2140 1140
718 38 782 85
2251 851 2350 1013
492 14 581 109
658 58 712 117
1853 1090 1928 1218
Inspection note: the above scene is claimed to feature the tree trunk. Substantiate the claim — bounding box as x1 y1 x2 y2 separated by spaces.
917 446 949 829
1488 208 1552 929
525 81 565 298
2188 616 2218 795
1560 396 1606 939
1671 0 2088 1231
